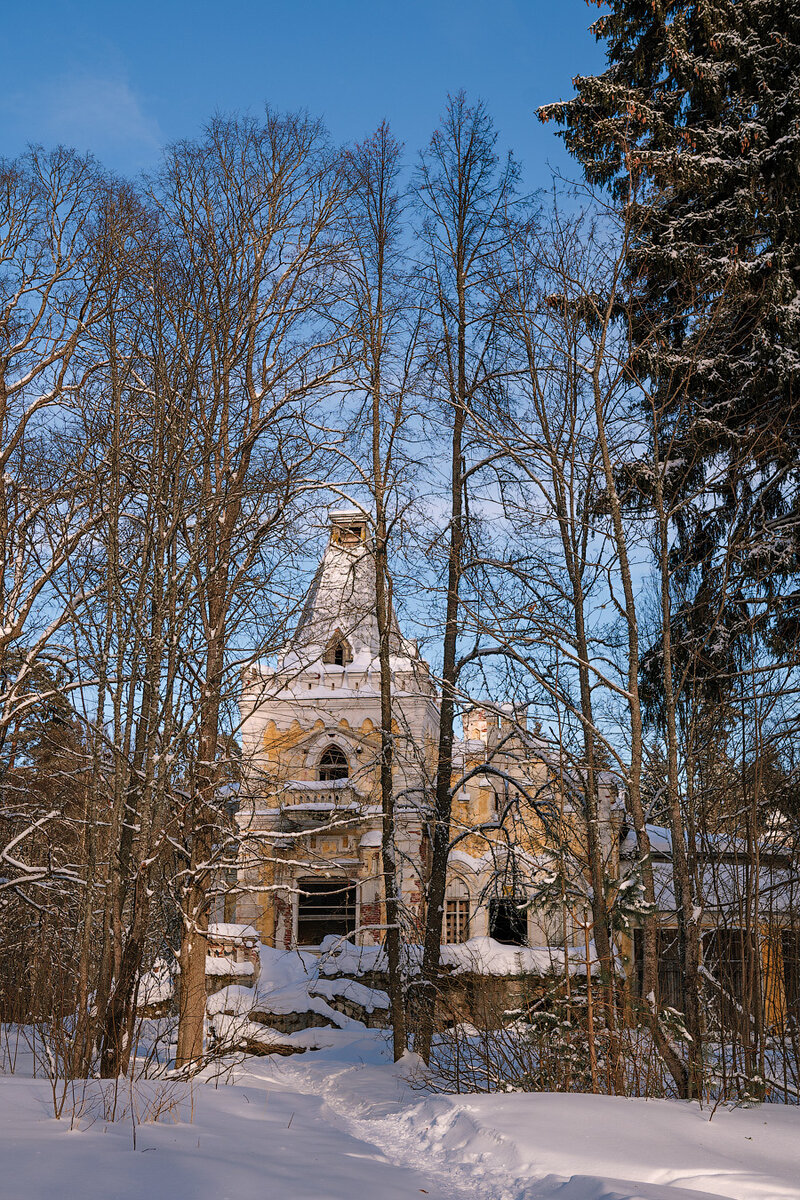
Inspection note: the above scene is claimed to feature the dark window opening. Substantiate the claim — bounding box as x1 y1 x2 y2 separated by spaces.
319 744 348 781
632 927 754 1030
782 930 799 1022
323 632 353 666
296 878 356 946
703 928 752 1035
633 928 684 1011
489 898 527 946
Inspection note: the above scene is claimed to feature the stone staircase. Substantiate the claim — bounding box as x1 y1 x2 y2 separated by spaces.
205 944 391 1055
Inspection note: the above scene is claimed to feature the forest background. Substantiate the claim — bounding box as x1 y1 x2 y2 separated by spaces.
1 0 798 1108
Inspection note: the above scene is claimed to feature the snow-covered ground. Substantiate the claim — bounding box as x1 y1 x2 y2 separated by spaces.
2 1027 799 1200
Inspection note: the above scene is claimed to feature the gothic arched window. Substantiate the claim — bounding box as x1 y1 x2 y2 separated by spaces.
322 631 353 667
318 744 349 781
444 876 471 943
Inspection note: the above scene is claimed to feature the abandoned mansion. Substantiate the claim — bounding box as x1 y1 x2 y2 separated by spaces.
230 510 797 1026
234 509 620 960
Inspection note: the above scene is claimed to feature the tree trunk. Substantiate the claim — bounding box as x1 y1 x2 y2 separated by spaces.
653 462 703 1096
591 339 688 1097
417 398 465 1064
175 880 210 1070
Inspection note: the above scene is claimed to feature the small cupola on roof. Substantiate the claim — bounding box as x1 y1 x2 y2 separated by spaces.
329 510 367 547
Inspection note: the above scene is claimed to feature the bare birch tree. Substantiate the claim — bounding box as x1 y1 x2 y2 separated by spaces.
341 122 421 1059
0 148 109 900
411 93 517 1062
146 112 347 1069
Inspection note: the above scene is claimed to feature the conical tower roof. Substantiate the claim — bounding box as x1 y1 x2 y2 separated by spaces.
281 510 416 673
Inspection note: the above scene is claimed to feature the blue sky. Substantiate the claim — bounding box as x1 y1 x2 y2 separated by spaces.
1 0 604 188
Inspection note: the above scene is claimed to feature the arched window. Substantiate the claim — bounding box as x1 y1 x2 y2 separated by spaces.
323 631 353 667
444 876 470 943
318 744 349 781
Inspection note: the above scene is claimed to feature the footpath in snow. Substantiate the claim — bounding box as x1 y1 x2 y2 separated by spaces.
1 1025 799 1200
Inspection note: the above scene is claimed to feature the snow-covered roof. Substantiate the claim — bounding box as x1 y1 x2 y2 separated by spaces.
620 824 674 856
277 512 419 675
650 860 798 915
208 922 260 942
280 800 362 813
205 957 255 977
284 777 353 792
620 823 792 861
619 826 798 915
317 935 599 978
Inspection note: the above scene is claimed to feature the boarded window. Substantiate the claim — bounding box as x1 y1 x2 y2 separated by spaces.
296 878 356 946
445 899 470 943
331 521 366 546
445 876 470 943
318 745 348 781
489 897 527 946
633 926 754 1030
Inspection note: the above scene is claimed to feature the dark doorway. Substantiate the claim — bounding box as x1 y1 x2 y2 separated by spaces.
489 897 528 946
296 878 357 945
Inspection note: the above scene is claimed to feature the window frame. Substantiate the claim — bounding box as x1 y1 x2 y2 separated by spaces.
318 743 349 781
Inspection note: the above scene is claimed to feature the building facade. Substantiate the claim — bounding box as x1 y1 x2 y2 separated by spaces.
235 509 620 956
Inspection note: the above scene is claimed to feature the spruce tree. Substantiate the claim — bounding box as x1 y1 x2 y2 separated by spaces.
543 5 800 1090
540 1 800 621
